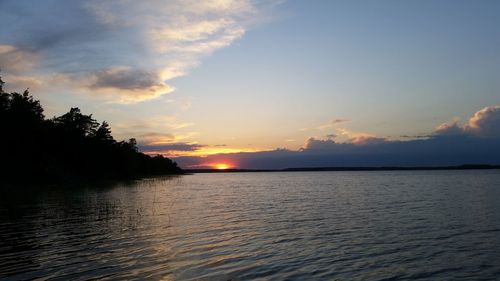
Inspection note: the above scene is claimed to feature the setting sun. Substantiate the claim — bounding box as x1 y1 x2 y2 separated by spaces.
2 1 500 280
214 163 230 170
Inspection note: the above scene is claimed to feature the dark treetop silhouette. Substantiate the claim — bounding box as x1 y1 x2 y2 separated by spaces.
0 75 183 183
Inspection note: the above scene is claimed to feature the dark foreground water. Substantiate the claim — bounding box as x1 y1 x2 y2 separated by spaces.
1 170 500 280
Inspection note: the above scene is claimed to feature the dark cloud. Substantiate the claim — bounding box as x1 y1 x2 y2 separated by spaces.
175 135 500 169
139 143 205 152
0 1 111 67
332 119 350 124
175 106 500 169
400 135 431 139
88 68 161 91
302 137 343 152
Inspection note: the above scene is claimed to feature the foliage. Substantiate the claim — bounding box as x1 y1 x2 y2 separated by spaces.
0 75 182 183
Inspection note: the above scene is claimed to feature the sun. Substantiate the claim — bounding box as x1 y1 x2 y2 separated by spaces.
214 163 230 170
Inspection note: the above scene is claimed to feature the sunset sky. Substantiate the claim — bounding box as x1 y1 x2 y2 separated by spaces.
1 0 499 169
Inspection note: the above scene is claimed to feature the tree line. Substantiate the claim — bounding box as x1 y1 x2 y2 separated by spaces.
0 75 182 184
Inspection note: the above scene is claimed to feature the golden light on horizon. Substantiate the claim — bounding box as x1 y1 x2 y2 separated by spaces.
214 163 231 170
142 146 264 158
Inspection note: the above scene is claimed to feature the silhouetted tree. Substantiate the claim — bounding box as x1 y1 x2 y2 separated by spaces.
52 107 99 137
93 121 114 144
0 73 182 184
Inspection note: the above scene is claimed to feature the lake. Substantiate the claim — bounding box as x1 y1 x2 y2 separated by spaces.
1 170 500 280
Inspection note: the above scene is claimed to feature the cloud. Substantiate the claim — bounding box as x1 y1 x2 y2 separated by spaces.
303 137 340 151
126 131 198 147
435 105 500 137
138 141 256 158
434 121 463 136
1 75 44 92
350 135 387 145
302 135 387 153
115 115 195 138
149 18 245 55
400 135 432 139
465 106 500 136
0 0 278 103
138 139 209 157
135 133 177 145
88 67 162 91
317 118 350 130
174 105 500 169
139 142 206 153
0 45 38 73
175 135 500 169
333 127 387 144
82 67 175 103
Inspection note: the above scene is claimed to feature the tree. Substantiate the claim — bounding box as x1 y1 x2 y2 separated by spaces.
53 107 99 137
8 90 45 122
0 76 9 117
93 121 114 144
0 74 182 184
0 74 4 93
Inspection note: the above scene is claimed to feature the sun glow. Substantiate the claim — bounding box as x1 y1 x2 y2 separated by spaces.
214 163 230 170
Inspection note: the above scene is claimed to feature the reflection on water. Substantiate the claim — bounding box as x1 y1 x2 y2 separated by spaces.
1 171 500 280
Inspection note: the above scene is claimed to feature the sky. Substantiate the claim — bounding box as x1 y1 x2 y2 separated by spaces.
1 0 499 169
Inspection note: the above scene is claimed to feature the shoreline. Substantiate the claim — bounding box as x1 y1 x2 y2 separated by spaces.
184 164 500 173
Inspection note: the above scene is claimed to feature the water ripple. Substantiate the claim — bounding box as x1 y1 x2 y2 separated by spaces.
1 170 500 280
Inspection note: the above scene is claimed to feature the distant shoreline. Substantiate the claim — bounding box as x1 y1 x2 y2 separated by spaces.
185 164 500 173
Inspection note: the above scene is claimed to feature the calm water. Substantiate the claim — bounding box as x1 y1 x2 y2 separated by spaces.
1 170 500 280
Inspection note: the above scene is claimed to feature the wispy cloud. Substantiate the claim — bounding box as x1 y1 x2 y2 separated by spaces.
0 0 280 103
116 115 194 132
113 114 197 148
0 45 38 73
139 142 257 158
317 118 350 130
139 142 206 153
134 133 177 145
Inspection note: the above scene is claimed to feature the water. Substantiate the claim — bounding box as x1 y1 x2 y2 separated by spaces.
1 170 500 280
